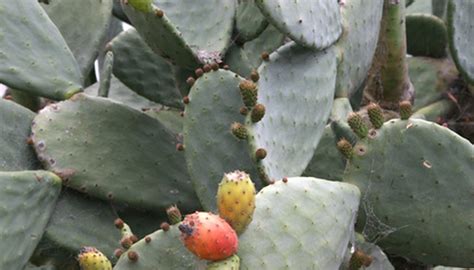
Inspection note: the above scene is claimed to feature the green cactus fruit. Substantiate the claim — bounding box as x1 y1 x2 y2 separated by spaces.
239 80 258 108
250 103 265 123
126 0 153 13
367 103 384 129
166 205 182 225
179 212 238 261
207 254 240 270
77 247 112 270
231 122 248 140
347 112 369 138
337 138 354 160
399 100 413 119
217 171 256 234
349 250 373 270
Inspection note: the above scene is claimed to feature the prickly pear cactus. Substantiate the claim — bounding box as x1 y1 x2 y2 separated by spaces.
238 177 360 269
344 118 474 266
246 42 337 181
0 171 62 270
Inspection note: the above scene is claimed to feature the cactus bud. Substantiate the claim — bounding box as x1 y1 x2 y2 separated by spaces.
347 112 368 138
399 100 412 120
127 251 139 262
261 51 270 61
251 104 265 123
367 103 384 129
250 69 259 82
211 62 219 71
239 106 249 116
186 77 195 86
255 148 267 160
166 205 182 224
160 222 170 231
78 247 112 270
231 122 248 140
239 80 258 108
349 250 373 270
337 138 353 159
195 68 204 77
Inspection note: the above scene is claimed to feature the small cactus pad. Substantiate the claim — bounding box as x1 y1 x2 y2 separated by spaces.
447 0 474 84
367 103 384 129
0 99 39 171
77 247 112 270
0 171 61 270
343 119 474 266
406 13 448 58
235 0 268 42
347 112 369 138
226 25 285 77
122 0 236 68
335 0 384 97
32 190 121 269
31 94 199 211
98 51 114 98
0 0 83 100
179 212 238 261
40 0 113 77
247 42 337 181
109 28 183 108
183 70 259 211
255 0 342 49
114 224 202 270
217 171 256 234
84 76 160 111
207 254 240 270
238 177 360 269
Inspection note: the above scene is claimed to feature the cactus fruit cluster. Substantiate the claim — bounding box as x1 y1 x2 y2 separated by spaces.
0 0 473 269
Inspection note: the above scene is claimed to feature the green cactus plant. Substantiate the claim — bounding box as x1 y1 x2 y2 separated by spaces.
0 0 473 268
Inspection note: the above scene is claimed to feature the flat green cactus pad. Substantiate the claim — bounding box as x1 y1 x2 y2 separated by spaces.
336 0 384 97
344 119 474 267
31 94 199 211
238 177 360 269
145 108 183 135
447 0 474 84
0 99 39 171
122 0 236 69
0 0 83 100
226 25 285 77
32 190 121 269
235 0 268 42
109 28 183 108
247 42 337 181
406 13 447 58
255 0 342 49
0 171 62 270
183 70 259 211
114 224 204 270
40 0 113 77
84 76 161 111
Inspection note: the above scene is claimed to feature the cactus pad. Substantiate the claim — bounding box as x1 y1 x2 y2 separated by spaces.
406 13 447 58
238 177 360 269
31 94 199 211
235 0 268 42
344 119 474 266
0 99 39 171
255 0 342 49
447 0 474 84
0 0 83 100
109 28 183 108
247 42 337 181
113 225 203 270
183 70 259 211
40 0 113 77
0 171 61 270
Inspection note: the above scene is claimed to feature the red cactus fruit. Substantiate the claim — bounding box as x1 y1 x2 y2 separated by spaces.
179 212 238 261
